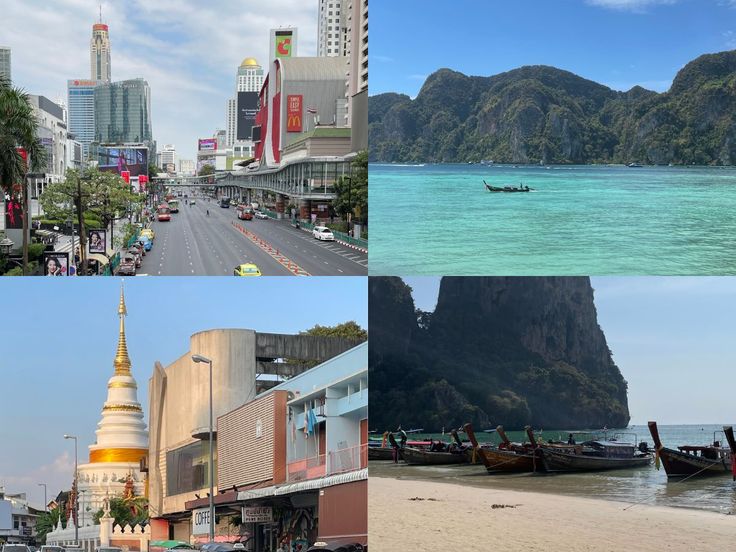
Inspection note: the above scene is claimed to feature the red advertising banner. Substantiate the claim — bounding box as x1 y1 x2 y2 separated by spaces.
287 94 303 132
121 171 130 184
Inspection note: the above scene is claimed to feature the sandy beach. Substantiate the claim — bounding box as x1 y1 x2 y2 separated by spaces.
369 476 735 551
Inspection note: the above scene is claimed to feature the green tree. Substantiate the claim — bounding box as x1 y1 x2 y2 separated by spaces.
40 167 143 273
302 321 367 340
92 495 149 527
147 162 160 177
0 75 48 274
333 150 368 228
35 507 67 544
198 164 215 176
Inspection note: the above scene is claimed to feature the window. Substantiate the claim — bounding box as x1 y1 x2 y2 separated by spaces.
166 440 217 495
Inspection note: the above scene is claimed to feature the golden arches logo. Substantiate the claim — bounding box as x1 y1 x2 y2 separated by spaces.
288 114 302 128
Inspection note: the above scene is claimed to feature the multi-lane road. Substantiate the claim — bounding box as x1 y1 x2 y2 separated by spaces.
137 198 367 275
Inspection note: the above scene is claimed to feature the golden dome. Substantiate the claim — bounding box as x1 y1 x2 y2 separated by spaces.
240 57 259 67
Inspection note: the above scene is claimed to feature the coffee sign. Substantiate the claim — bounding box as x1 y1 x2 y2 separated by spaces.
192 507 211 535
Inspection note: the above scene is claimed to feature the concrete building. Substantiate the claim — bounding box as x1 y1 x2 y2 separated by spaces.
226 98 237 148
0 46 10 81
28 95 67 197
179 159 195 176
226 58 264 148
160 144 177 171
0 490 40 545
90 23 111 82
345 0 368 150
68 79 99 162
318 0 348 57
147 329 364 544
94 79 152 144
185 342 368 550
66 137 84 171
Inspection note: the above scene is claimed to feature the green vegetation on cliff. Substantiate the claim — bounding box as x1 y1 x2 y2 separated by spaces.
369 277 630 432
369 50 736 165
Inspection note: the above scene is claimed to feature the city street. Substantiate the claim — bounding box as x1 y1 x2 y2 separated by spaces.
139 198 367 275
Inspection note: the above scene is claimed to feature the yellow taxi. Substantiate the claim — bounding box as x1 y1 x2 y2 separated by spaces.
233 263 262 276
140 228 155 240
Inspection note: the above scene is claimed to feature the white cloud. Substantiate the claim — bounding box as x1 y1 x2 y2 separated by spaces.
2 0 319 162
0 452 74 509
724 30 736 48
586 0 678 12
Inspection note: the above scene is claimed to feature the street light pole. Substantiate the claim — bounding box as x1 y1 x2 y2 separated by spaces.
192 354 214 542
37 483 47 512
64 434 78 545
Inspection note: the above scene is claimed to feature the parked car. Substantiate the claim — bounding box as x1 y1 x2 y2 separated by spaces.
3 545 32 552
95 547 123 552
233 263 262 276
129 242 145 257
138 236 152 251
307 540 366 552
127 248 142 267
140 228 155 240
118 256 137 276
254 211 268 219
312 226 335 241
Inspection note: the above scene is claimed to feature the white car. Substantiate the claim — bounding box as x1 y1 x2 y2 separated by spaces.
312 226 335 241
254 211 268 219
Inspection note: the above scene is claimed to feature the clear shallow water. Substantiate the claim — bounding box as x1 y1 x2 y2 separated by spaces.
369 164 736 275
370 425 736 514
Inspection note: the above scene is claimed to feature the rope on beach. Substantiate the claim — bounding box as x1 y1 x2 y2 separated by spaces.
622 461 723 511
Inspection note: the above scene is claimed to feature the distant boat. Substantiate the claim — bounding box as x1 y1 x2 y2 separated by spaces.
484 180 531 193
628 163 643 168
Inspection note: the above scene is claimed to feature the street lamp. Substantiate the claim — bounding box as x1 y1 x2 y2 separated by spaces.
191 354 214 542
0 237 13 256
37 483 47 513
63 434 79 545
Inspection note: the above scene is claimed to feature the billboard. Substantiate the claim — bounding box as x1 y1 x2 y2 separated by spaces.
237 92 259 141
198 139 217 151
274 30 294 58
43 252 70 276
88 229 107 254
4 197 24 229
286 94 303 132
97 147 148 177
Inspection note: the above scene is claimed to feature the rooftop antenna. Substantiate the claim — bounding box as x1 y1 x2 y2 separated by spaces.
99 3 102 23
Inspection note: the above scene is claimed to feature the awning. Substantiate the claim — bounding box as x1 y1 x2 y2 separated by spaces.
88 253 110 265
274 469 367 496
236 486 276 501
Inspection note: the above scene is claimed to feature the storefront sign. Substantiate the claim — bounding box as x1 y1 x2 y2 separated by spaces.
287 95 302 132
242 506 273 523
192 507 211 535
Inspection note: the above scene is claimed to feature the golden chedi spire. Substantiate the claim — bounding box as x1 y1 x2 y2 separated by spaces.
114 281 131 376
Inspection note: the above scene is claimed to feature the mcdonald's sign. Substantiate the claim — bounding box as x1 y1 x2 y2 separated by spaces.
287 94 303 132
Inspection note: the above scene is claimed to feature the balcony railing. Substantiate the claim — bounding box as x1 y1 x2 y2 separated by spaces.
287 444 368 482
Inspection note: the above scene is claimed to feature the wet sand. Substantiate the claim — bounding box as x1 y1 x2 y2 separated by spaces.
369 476 735 551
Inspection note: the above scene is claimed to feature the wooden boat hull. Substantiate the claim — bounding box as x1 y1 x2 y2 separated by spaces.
402 446 469 465
656 447 731 478
539 448 651 472
368 447 402 461
476 448 541 473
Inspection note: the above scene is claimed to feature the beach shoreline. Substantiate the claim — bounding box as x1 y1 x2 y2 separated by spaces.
369 476 734 551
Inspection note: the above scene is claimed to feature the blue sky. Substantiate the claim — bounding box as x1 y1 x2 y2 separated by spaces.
2 0 318 162
372 0 736 97
0 277 366 509
402 277 736 427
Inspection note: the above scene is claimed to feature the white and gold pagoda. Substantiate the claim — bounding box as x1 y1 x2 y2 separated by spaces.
76 284 149 525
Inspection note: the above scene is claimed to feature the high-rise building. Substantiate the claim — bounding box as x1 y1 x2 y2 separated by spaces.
226 98 237 147
90 23 111 82
236 57 264 92
94 79 152 144
28 95 67 196
159 144 177 170
67 79 98 161
0 46 10 81
226 58 264 147
269 28 298 64
318 0 348 57
346 0 368 150
179 159 195 175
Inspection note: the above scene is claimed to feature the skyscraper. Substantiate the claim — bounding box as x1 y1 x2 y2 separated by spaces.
68 79 98 161
346 0 368 150
226 58 264 147
318 0 347 57
0 46 10 81
94 79 152 144
90 23 111 82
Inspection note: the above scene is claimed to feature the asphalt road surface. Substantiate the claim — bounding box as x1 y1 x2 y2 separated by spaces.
138 198 368 276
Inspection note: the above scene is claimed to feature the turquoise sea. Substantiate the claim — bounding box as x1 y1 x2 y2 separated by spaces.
370 424 736 514
369 164 736 275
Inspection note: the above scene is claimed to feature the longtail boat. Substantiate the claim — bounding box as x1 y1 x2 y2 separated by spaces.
648 421 733 478
724 426 736 481
401 445 469 465
530 427 651 472
464 423 543 473
484 180 532 193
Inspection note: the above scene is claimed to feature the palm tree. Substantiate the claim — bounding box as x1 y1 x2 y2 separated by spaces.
0 75 47 274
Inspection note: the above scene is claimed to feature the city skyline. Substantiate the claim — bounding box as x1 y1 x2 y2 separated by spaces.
402 276 736 426
0 277 367 510
1 0 319 163
372 0 736 97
